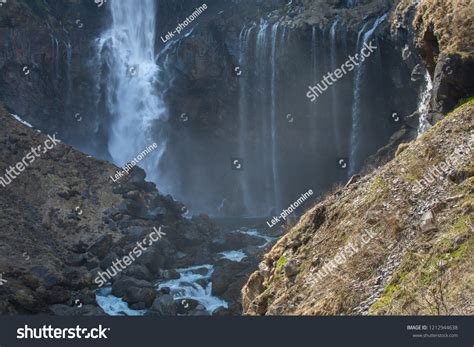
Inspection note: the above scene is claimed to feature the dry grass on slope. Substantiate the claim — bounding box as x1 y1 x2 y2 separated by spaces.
242 100 473 316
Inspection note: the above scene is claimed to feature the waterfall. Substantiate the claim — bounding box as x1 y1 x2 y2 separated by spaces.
64 41 73 107
50 35 60 83
270 21 281 212
329 18 341 155
96 0 167 179
348 13 387 176
237 19 286 216
417 71 433 136
238 25 254 215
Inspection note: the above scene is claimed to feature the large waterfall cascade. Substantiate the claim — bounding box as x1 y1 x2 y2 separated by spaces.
96 0 167 180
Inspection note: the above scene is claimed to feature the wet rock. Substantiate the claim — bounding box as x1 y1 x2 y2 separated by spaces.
123 287 156 308
151 294 177 315
176 298 199 314
112 276 153 297
159 287 171 295
190 267 209 276
159 269 180 280
138 247 167 275
124 264 153 281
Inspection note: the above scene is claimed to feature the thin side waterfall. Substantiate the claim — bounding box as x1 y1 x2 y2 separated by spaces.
270 21 280 212
64 41 72 107
237 20 287 216
238 25 254 215
417 71 433 136
96 0 167 180
329 18 341 155
349 13 387 176
310 26 319 149
50 35 60 83
256 21 271 213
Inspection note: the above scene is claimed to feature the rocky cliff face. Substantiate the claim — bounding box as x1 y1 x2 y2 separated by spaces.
241 99 473 315
394 0 474 117
0 0 109 156
155 0 424 215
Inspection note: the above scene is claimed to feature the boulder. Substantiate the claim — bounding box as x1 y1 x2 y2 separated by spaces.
151 294 177 315
124 264 153 281
420 210 437 233
87 234 113 259
123 287 156 307
112 276 153 297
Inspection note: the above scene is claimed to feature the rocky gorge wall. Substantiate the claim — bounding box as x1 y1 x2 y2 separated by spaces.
1 0 430 218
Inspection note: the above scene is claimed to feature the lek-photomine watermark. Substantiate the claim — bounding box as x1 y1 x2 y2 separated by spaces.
267 189 313 228
306 40 378 102
412 140 472 194
0 134 60 188
160 3 208 43
110 142 158 182
94 226 166 287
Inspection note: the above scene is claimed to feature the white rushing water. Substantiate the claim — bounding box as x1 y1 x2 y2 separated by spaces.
237 20 289 216
349 13 387 176
219 250 247 262
417 71 434 136
157 265 228 314
96 287 146 316
238 228 276 248
96 0 166 179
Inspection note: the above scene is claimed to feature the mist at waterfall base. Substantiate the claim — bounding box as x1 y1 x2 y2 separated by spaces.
94 1 422 219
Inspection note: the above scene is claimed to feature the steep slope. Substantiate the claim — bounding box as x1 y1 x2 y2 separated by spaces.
0 104 225 315
242 99 473 315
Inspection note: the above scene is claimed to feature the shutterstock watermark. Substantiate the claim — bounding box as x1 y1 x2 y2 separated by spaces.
160 3 208 43
0 134 60 188
306 228 378 286
110 142 158 183
94 226 166 287
17 325 109 339
306 40 378 102
267 189 314 228
412 140 472 194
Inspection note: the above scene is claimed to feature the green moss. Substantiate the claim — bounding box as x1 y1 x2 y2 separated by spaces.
276 255 288 272
449 96 474 115
363 176 388 206
370 284 401 312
